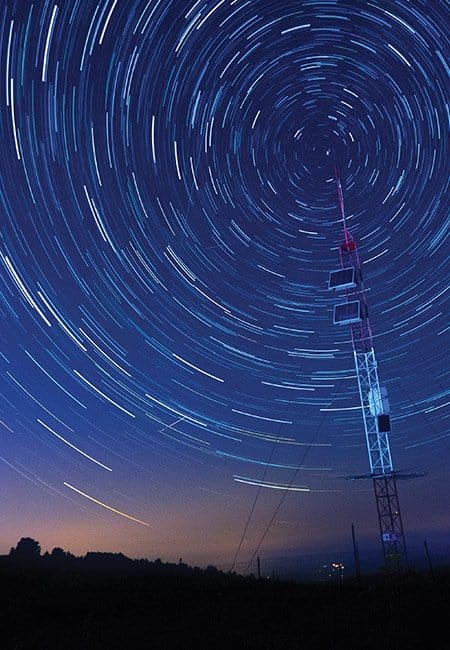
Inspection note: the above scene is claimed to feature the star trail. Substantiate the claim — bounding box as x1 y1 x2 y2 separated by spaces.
0 0 448 566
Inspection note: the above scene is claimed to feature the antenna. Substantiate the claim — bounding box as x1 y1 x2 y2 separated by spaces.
334 166 351 245
327 175 408 570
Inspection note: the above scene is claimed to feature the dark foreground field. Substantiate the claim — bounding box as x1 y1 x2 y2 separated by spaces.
1 553 449 649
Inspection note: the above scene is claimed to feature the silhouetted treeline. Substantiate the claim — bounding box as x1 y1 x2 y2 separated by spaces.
1 538 449 649
4 536 229 580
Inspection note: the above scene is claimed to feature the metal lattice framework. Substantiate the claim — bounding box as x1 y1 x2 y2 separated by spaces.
374 474 406 569
329 171 407 570
353 348 393 475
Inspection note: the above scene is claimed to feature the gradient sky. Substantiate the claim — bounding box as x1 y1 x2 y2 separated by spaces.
0 0 448 569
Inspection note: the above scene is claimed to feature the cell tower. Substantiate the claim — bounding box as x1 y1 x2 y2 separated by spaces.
328 169 407 570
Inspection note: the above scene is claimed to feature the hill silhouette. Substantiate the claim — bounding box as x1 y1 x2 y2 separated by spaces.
1 538 449 648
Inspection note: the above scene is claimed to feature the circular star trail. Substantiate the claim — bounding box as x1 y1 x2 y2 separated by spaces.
0 0 448 560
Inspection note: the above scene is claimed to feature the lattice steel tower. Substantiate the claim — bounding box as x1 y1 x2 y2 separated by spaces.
328 170 407 570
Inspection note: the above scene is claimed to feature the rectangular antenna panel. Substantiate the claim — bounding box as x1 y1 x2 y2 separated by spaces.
369 386 390 416
328 267 356 291
333 301 362 325
377 414 391 433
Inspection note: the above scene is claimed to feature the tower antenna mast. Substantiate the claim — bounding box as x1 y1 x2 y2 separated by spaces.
334 166 351 246
328 169 407 570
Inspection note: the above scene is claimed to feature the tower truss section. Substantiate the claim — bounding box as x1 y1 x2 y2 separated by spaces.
328 173 407 570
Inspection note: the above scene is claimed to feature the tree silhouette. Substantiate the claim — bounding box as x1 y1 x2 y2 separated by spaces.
51 547 67 560
9 537 41 560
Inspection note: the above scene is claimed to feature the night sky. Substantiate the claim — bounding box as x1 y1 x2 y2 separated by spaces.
0 0 448 569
